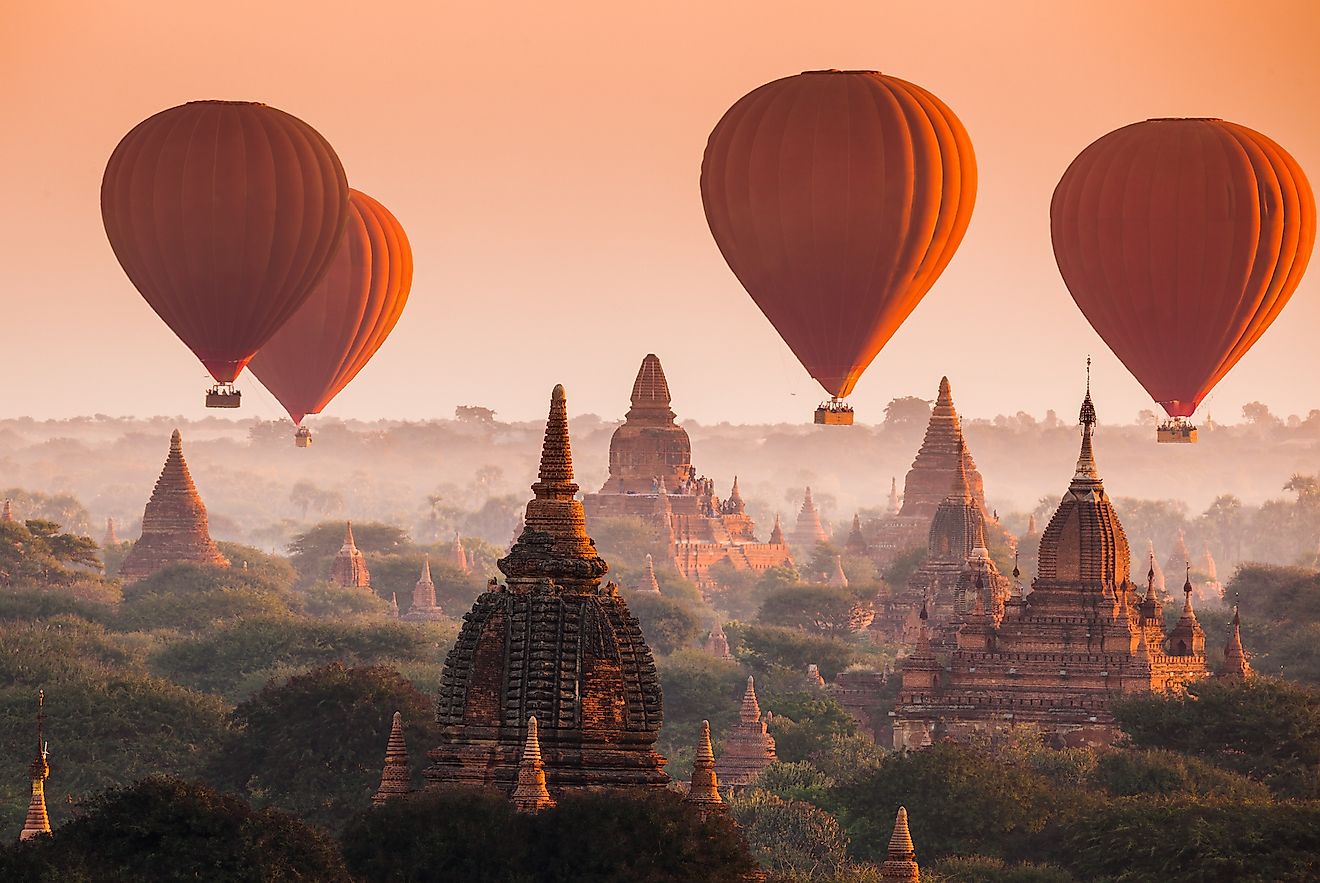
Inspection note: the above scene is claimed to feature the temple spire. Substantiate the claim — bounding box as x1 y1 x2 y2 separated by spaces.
20 690 50 841
103 517 119 546
727 476 745 513
388 593 400 618
627 353 674 418
887 477 900 515
372 711 411 805
1071 361 1101 487
1220 605 1252 680
331 520 371 589
769 513 786 545
829 555 849 588
1 500 13 523
510 716 555 813
684 720 724 812
880 806 920 881
641 553 662 593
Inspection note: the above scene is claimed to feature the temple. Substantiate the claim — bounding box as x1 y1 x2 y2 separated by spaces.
118 430 229 582
449 532 469 574
867 378 987 566
892 379 1213 748
372 712 411 805
403 557 445 621
637 553 662 593
427 385 668 793
330 522 371 589
789 487 829 556
881 807 920 882
1220 606 1252 680
20 690 50 841
103 517 119 547
2 500 13 523
715 676 777 786
582 354 791 588
510 716 555 813
684 720 725 815
704 622 734 659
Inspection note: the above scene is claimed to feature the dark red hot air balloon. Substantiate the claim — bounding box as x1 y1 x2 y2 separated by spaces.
701 70 977 424
101 100 350 407
1051 118 1315 441
248 190 413 446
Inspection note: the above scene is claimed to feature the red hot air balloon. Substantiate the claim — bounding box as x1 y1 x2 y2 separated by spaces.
1051 118 1315 443
101 100 350 407
248 190 413 446
701 70 977 425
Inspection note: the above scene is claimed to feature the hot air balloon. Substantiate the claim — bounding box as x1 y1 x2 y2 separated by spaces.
101 100 350 407
248 190 413 446
1051 118 1315 443
700 70 977 425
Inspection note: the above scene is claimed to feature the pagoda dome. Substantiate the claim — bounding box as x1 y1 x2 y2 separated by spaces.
1036 383 1131 587
601 354 693 494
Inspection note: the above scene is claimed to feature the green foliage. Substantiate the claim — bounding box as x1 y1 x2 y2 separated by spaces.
366 551 485 612
298 580 391 618
585 516 671 570
832 741 1058 863
206 663 439 832
932 855 1077 883
807 541 845 583
0 488 92 535
215 541 299 589
115 563 296 632
625 591 703 654
729 789 858 881
752 761 835 805
0 777 350 882
726 623 860 680
287 521 409 583
1225 564 1320 683
151 614 453 699
655 650 747 778
1090 748 1271 800
758 585 868 637
1056 799 1320 883
342 787 757 883
0 519 102 589
765 691 858 762
0 587 115 624
883 545 927 587
1111 677 1320 797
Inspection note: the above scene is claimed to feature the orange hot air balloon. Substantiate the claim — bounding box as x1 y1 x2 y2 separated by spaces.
1052 118 1315 441
248 190 413 446
101 100 350 407
701 70 977 423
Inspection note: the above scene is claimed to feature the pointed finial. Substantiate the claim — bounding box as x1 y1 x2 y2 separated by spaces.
685 720 724 810
422 555 432 582
372 711 411 805
881 806 920 880
937 376 952 406
170 428 183 450
740 676 763 723
345 521 355 545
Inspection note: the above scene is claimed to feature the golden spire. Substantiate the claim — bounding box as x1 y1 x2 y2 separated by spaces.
685 720 724 811
20 690 50 841
511 716 555 813
740 676 762 724
1221 605 1253 680
881 806 920 881
372 711 411 805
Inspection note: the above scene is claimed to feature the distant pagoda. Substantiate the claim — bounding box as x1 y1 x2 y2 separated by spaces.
704 622 734 659
449 531 469 574
684 721 725 815
330 522 371 589
598 353 692 494
403 557 445 621
103 517 119 547
881 807 920 882
427 385 667 793
20 690 50 841
715 676 777 786
510 716 555 813
637 553 662 593
789 487 829 555
2 500 14 523
372 712 411 805
1220 606 1253 680
119 430 229 582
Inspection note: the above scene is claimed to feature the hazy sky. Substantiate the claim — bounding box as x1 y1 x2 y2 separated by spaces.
4 1 1318 426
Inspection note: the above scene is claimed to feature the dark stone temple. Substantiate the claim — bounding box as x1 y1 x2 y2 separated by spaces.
427 384 668 792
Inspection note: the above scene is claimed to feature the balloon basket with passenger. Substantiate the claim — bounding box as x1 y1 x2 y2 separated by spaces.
814 398 854 425
294 426 313 448
205 383 241 408
1156 416 1197 444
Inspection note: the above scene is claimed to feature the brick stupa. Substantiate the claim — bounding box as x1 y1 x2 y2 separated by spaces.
403 557 445 621
20 691 50 841
790 487 829 554
893 381 1211 748
881 807 920 882
372 711 411 805
715 676 777 786
684 720 725 815
331 522 371 589
427 384 668 793
119 430 228 582
583 354 791 588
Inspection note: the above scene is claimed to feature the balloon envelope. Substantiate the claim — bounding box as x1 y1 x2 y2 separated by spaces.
700 70 977 398
248 190 413 424
101 100 350 383
1051 118 1315 418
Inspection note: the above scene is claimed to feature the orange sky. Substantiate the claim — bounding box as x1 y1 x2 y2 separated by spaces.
3 1 1319 425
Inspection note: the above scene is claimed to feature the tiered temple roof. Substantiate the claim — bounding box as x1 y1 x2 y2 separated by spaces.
880 807 920 882
898 378 985 520
372 712 411 805
790 487 829 554
894 380 1212 749
684 720 725 814
330 522 371 589
599 353 692 494
715 676 777 786
428 385 667 792
119 430 229 582
403 557 445 621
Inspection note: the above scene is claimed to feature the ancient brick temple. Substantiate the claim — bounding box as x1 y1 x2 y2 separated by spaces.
715 676 777 786
867 378 987 566
330 522 371 589
119 430 229 582
582 354 791 588
403 557 445 621
881 807 921 882
372 712 411 805
428 384 668 792
892 385 1213 748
